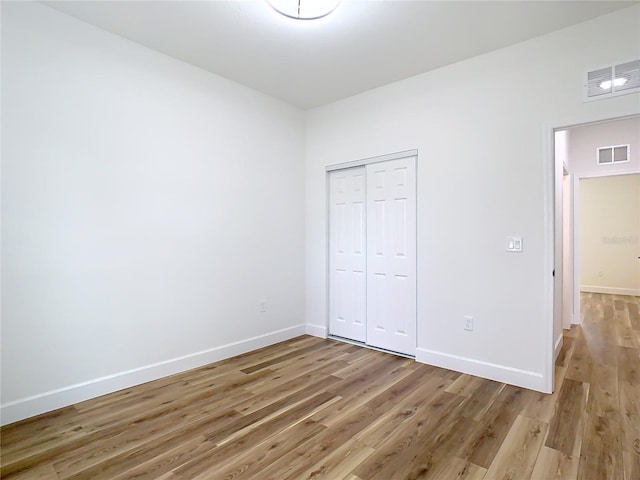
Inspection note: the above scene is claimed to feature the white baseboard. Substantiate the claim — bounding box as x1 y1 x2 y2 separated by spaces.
0 324 306 426
306 323 328 338
415 348 547 393
554 334 563 361
580 285 640 296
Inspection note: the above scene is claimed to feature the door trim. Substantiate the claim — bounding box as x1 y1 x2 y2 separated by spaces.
325 149 418 172
544 107 639 394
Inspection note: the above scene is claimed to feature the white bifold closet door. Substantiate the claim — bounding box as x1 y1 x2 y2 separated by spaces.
329 156 416 356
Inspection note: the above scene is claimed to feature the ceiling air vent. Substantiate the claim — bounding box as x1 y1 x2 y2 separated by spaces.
585 59 640 101
597 145 630 165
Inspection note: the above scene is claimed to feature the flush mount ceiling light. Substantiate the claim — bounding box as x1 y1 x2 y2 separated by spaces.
267 0 341 20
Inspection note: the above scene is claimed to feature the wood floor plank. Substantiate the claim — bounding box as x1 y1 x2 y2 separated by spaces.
565 328 593 383
544 378 589 456
74 364 276 437
235 360 347 415
248 340 355 385
403 414 479 478
2 293 638 480
0 407 81 452
0 420 86 462
47 378 263 478
444 373 485 397
310 355 413 429
483 414 547 480
2 462 60 480
246 348 352 391
295 439 375 480
331 349 384 379
256 400 393 480
205 382 338 447
530 446 579 480
614 306 637 349
173 418 326 480
618 346 639 385
324 373 414 428
52 405 243 479
109 435 213 480
75 371 252 433
459 384 529 469
587 363 619 418
460 379 505 421
427 457 487 480
618 380 640 460
578 412 625 480
352 389 467 479
353 373 453 449
73 337 308 414
622 450 640 480
239 341 330 374
628 302 640 330
523 365 566 424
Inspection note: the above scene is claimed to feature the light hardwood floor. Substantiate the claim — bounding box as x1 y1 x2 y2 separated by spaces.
1 293 638 479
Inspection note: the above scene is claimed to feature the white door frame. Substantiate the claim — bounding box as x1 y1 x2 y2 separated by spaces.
325 149 418 173
325 149 418 353
561 167 573 331
544 106 639 394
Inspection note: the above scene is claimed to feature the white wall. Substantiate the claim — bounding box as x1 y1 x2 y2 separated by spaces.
1 3 305 424
305 5 640 392
568 116 640 178
580 174 640 295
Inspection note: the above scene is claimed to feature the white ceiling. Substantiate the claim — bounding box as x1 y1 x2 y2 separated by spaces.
45 0 637 109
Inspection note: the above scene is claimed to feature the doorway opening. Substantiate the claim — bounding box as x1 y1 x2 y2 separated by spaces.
552 114 640 387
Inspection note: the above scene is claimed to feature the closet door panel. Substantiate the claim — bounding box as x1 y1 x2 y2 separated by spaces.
329 167 367 342
366 157 416 355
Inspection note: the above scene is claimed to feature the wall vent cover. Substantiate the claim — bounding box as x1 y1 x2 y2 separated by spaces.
597 144 630 165
585 59 640 101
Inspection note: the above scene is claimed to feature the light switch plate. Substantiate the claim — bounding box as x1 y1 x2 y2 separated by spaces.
507 236 523 252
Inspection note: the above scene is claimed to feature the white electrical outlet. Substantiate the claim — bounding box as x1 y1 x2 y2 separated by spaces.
464 316 473 331
260 300 267 313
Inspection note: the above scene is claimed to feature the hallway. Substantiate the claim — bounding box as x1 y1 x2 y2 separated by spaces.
547 292 640 479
